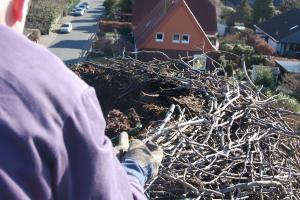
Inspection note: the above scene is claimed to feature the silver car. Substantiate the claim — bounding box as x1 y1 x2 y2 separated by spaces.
74 8 84 16
59 22 72 33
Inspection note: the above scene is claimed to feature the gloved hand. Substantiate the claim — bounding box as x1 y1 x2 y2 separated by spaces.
120 135 163 186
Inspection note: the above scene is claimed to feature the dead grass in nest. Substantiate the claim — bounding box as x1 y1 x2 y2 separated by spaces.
106 109 131 138
142 104 166 119
171 94 203 113
284 114 300 131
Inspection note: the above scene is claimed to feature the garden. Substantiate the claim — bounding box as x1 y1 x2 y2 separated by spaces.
89 0 134 59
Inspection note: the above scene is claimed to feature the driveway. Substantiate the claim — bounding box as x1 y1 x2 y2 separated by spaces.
48 0 105 65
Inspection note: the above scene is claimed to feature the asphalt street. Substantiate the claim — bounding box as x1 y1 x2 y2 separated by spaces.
48 0 104 65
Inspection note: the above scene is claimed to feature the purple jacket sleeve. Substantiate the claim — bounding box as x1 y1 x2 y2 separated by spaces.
0 25 147 199
60 87 147 200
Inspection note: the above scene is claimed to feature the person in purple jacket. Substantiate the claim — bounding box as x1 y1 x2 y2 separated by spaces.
0 0 163 199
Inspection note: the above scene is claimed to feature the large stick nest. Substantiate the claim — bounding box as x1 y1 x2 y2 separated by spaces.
71 57 300 199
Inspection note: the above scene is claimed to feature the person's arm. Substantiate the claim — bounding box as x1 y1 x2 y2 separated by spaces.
61 87 147 200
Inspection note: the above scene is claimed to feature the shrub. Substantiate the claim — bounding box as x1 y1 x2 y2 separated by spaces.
272 94 300 113
118 0 132 13
68 0 80 7
100 20 132 33
93 37 114 56
246 34 257 46
233 44 255 56
246 54 264 66
254 66 275 89
220 43 235 52
27 29 41 42
225 64 234 76
117 25 132 36
244 31 275 56
221 32 241 43
103 0 118 16
280 73 300 101
240 28 255 39
285 73 300 92
255 40 275 55
112 38 134 55
97 31 106 38
235 69 245 80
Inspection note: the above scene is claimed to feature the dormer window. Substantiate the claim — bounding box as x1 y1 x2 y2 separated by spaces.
155 32 164 42
182 34 190 44
172 33 180 43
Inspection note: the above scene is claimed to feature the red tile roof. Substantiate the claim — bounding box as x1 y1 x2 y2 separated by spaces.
132 0 218 35
132 0 160 26
134 0 178 47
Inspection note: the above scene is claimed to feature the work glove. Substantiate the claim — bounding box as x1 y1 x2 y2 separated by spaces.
120 135 164 186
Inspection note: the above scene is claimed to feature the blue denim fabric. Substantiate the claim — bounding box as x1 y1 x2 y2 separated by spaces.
122 158 153 187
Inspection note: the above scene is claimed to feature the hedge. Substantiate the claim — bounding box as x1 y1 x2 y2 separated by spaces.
99 20 132 33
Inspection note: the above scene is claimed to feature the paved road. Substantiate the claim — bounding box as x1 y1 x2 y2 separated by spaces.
48 0 104 65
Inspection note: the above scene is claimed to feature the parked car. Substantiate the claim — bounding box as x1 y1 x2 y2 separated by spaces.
82 2 89 9
59 22 72 33
68 8 76 15
74 8 84 16
78 4 87 11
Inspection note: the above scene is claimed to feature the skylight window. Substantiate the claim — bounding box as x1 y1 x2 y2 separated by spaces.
155 32 164 42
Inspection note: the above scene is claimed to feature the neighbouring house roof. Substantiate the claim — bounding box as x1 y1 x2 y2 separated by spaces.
255 8 300 42
132 0 218 35
281 31 300 44
276 60 300 73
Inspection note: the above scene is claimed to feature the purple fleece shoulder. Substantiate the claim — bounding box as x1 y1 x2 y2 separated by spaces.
0 25 146 199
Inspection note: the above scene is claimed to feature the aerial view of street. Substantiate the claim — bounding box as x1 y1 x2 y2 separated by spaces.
48 0 104 65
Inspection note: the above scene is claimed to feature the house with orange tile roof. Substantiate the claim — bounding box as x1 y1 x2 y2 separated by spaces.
132 0 218 65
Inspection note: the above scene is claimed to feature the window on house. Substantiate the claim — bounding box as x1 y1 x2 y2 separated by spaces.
155 32 164 42
172 33 180 43
182 34 190 44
